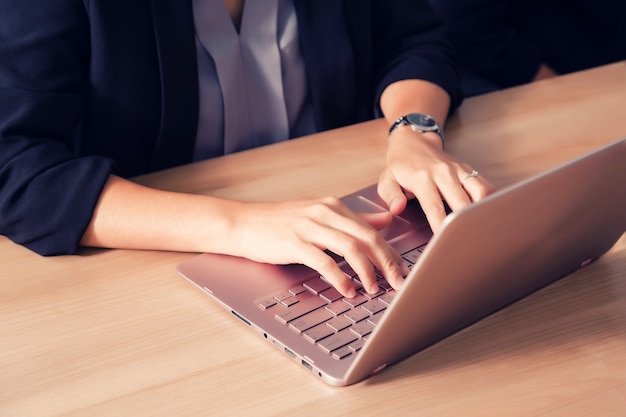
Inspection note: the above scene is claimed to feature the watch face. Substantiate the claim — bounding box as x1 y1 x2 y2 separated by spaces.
406 113 437 128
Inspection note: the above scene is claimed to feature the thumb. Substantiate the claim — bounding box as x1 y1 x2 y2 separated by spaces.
377 174 408 216
357 211 393 231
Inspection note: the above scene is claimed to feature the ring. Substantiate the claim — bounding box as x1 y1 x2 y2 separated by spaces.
461 170 479 186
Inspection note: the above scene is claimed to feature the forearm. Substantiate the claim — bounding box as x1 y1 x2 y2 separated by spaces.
379 80 451 149
379 80 451 128
80 175 240 254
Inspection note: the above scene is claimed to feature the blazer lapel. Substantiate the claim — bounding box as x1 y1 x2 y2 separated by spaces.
150 0 199 171
294 0 358 131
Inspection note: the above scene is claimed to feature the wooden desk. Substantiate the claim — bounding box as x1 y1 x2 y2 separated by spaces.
2 62 625 417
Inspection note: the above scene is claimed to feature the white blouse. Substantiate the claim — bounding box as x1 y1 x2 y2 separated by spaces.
192 0 315 160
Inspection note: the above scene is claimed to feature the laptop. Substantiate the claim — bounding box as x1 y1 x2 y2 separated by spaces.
177 138 626 386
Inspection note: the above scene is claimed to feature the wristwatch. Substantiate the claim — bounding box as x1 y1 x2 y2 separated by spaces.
388 113 445 146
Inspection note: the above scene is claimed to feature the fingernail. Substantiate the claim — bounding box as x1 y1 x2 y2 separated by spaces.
395 276 405 289
390 197 403 213
346 287 357 298
401 262 410 276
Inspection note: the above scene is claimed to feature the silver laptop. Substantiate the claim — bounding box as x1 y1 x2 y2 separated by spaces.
177 138 626 386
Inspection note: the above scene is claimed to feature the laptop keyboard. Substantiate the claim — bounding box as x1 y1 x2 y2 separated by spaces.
255 245 426 360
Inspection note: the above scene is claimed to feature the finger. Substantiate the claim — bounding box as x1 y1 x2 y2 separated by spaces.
371 251 408 291
298 244 356 298
316 227 381 294
461 175 497 202
294 213 379 295
377 171 408 216
439 174 473 212
414 184 448 234
335 223 406 293
304 198 406 293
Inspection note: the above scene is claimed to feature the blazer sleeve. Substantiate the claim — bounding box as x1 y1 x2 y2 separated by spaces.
0 0 114 255
430 0 543 88
370 0 463 115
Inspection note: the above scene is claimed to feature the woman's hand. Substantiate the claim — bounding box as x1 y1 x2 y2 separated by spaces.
377 80 496 232
378 128 496 233
81 176 407 298
227 197 410 298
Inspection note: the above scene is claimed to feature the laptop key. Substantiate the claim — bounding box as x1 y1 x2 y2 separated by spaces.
367 313 384 326
320 287 343 303
303 277 332 294
343 294 368 308
349 338 366 352
279 296 299 307
289 308 334 333
318 329 359 353
326 300 351 316
289 284 308 295
344 308 370 323
257 297 277 310
351 279 364 292
377 279 392 291
402 248 421 264
350 321 374 337
274 297 327 324
361 299 386 315
303 323 335 343
378 291 396 306
360 288 386 300
326 315 352 332
273 291 294 302
331 345 353 360
339 262 357 279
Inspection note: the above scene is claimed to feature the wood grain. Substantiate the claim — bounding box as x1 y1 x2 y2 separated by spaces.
1 62 625 417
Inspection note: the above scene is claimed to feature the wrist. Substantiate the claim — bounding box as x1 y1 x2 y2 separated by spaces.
386 129 444 157
388 113 445 147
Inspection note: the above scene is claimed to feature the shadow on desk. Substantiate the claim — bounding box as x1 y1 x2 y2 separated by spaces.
362 252 625 386
75 247 112 257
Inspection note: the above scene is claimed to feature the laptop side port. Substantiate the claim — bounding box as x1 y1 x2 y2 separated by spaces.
231 310 251 325
284 347 297 359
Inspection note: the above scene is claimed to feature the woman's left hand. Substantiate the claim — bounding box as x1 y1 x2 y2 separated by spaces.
377 128 496 233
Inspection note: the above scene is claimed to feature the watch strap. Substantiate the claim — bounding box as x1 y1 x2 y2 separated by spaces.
388 114 445 146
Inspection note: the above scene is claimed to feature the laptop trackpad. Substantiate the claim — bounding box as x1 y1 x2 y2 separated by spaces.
347 196 415 241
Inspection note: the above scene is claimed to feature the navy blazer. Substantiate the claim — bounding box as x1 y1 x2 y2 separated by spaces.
431 0 625 88
0 0 461 255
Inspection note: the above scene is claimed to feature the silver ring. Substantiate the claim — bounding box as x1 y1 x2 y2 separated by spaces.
461 170 479 186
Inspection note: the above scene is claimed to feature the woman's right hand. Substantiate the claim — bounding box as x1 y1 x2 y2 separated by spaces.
81 176 407 298
225 197 409 298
